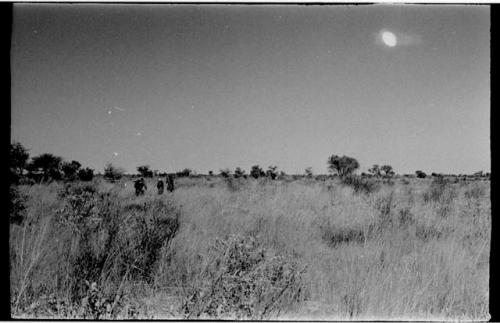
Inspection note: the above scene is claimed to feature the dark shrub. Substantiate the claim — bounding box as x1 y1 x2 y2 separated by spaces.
78 168 94 181
415 170 426 178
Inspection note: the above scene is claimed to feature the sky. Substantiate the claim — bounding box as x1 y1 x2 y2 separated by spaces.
11 4 490 175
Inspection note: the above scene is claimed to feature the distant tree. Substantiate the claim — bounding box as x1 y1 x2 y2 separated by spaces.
208 171 214 176
77 167 94 181
234 167 245 178
137 165 154 178
104 163 125 181
250 165 264 179
220 168 231 178
305 167 313 178
61 160 82 181
380 165 395 178
10 142 30 178
27 153 63 182
327 155 359 177
415 170 427 178
368 164 381 177
266 166 278 179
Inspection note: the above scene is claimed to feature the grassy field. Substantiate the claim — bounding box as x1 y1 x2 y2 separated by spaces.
9 175 490 320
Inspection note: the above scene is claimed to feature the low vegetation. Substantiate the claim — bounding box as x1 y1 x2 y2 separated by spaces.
10 175 490 320
9 142 490 319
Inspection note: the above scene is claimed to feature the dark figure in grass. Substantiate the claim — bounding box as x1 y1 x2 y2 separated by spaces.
166 174 175 192
134 178 147 196
157 179 165 195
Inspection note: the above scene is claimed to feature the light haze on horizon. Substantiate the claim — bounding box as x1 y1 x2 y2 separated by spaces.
11 4 490 175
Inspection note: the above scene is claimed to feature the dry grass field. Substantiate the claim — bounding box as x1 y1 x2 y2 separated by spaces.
10 175 490 320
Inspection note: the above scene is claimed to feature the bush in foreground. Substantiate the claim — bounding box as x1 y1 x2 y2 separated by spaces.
180 234 306 319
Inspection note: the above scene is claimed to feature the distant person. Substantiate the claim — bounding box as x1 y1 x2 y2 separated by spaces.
157 179 165 195
134 178 147 196
167 174 175 192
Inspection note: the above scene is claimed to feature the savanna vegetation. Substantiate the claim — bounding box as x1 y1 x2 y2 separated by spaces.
9 142 490 320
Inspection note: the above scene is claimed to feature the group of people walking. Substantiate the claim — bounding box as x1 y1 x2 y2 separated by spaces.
133 175 175 196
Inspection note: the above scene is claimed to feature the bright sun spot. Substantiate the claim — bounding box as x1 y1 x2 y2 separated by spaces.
382 31 397 47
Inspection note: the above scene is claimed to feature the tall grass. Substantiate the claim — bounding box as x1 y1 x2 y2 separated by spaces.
10 177 490 320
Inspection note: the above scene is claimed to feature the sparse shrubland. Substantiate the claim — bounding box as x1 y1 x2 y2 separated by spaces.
10 176 490 320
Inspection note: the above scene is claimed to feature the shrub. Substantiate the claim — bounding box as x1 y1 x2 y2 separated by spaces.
219 168 231 178
137 165 153 178
176 169 192 178
27 153 64 182
104 163 125 182
341 175 379 195
62 161 82 181
415 170 427 178
9 186 27 225
234 167 245 178
224 177 240 192
10 142 30 178
181 234 306 319
322 226 370 247
250 165 264 179
423 176 448 203
78 168 94 181
464 185 486 200
266 166 278 180
52 184 180 316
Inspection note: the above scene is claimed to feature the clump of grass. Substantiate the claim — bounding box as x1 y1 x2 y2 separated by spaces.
180 234 306 319
341 175 379 195
321 226 369 247
423 177 449 203
10 186 27 225
224 177 240 192
464 184 486 200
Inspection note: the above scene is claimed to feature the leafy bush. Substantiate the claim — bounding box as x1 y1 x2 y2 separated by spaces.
51 183 180 315
181 234 306 319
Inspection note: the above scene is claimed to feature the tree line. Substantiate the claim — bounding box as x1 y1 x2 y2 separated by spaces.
9 142 94 183
9 141 488 184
